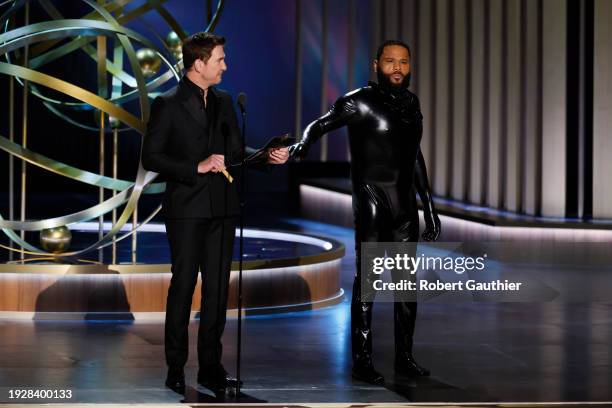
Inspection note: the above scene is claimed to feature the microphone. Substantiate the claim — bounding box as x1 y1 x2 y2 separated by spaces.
218 123 234 183
237 92 247 114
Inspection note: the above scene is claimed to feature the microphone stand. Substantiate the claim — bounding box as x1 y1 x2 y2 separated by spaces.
235 97 246 397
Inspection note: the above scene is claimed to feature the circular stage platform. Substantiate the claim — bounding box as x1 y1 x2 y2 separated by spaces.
0 224 345 320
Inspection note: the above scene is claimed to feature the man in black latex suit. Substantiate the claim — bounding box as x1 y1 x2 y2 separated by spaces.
290 40 441 385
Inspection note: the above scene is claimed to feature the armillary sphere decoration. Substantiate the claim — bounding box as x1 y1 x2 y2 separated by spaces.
0 0 225 259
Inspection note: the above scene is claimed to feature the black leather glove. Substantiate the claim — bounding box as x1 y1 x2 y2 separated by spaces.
421 213 441 242
288 142 309 159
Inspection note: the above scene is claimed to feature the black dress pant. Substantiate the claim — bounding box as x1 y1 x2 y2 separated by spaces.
352 184 419 366
164 217 237 370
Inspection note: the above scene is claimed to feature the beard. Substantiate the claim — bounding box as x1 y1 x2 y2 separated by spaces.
377 70 411 95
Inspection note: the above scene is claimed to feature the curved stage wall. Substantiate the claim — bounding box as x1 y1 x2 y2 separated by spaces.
300 182 612 243
0 228 345 320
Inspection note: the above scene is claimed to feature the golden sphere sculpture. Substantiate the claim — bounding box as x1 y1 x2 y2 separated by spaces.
136 48 162 78
108 115 121 129
165 31 183 61
40 226 72 254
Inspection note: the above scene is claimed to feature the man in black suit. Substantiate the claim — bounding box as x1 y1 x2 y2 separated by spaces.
142 32 288 394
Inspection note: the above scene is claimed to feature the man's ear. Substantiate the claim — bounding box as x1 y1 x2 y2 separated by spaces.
373 59 378 73
193 58 202 73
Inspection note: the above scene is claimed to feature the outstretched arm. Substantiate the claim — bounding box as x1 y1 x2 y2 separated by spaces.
414 149 441 241
290 95 358 158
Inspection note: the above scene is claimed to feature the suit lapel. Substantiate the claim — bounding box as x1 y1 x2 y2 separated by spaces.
178 79 208 130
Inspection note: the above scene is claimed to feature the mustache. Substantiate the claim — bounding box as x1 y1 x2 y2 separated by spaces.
378 70 411 89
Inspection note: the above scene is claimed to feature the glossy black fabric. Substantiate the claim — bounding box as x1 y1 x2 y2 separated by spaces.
351 183 419 365
299 82 438 229
299 82 439 366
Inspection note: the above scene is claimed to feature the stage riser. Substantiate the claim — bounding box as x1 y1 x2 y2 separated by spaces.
300 185 612 242
0 260 342 316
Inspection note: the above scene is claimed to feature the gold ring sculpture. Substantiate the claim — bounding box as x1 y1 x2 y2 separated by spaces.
0 0 225 259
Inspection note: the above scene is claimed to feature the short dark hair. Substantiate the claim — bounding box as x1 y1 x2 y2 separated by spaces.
182 32 226 70
375 39 411 61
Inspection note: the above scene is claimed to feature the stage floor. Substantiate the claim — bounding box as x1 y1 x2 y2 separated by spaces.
5 300 612 404
1 206 611 404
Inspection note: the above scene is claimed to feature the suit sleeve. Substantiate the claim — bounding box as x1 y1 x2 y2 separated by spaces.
300 94 358 148
141 96 198 185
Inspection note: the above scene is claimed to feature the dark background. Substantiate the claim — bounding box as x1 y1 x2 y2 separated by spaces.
0 0 371 201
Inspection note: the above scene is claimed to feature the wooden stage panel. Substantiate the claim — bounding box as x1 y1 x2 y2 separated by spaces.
0 261 343 316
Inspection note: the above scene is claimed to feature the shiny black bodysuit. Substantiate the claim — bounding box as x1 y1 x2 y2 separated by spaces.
293 81 440 371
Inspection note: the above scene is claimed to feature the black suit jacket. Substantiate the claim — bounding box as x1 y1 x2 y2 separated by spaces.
142 78 259 219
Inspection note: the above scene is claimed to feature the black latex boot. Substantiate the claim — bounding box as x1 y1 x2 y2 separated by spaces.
394 352 430 376
352 360 385 385
351 276 374 361
394 300 429 376
394 299 417 354
351 278 384 385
